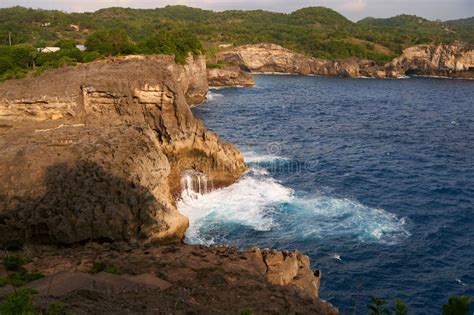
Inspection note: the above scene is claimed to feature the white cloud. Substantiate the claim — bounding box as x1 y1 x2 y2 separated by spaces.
339 0 367 12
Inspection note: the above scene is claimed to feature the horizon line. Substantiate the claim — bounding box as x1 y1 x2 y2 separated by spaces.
0 4 472 23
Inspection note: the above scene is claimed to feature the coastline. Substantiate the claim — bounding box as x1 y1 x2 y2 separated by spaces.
0 54 338 313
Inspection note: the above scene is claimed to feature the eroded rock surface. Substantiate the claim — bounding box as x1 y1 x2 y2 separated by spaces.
217 43 378 77
0 55 246 246
207 66 255 87
217 43 474 78
384 44 474 78
0 244 338 314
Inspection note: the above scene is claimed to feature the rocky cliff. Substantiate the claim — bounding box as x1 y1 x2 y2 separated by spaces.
384 44 474 78
217 43 474 79
0 55 337 312
0 54 246 247
0 243 338 314
217 43 380 77
207 66 256 87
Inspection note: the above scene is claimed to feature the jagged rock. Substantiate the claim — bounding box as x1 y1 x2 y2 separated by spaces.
262 249 321 298
217 43 377 77
0 55 246 246
171 54 209 104
384 44 474 78
217 43 474 79
0 244 339 314
207 66 256 87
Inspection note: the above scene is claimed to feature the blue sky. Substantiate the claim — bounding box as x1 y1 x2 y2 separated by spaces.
1 0 472 21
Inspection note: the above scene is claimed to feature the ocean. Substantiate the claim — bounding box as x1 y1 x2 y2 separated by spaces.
178 75 474 314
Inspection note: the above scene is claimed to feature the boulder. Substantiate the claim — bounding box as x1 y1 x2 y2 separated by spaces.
207 66 255 87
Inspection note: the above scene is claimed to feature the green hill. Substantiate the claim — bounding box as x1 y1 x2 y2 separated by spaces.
0 5 472 80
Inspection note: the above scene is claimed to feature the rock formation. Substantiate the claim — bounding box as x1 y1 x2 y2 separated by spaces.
217 43 474 79
0 243 338 314
0 54 246 247
384 44 474 78
0 53 337 313
207 66 256 87
217 43 379 77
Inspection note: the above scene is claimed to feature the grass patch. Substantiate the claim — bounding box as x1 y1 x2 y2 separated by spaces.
91 261 121 275
1 255 45 288
240 307 253 315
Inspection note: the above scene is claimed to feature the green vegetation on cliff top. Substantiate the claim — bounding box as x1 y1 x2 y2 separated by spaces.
0 5 472 80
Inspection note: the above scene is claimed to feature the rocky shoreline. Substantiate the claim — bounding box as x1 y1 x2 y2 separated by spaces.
0 243 338 314
217 43 474 79
0 54 337 313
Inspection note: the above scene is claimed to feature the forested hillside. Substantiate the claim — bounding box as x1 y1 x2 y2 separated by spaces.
0 5 472 80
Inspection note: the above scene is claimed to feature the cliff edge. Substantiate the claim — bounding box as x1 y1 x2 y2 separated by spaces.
217 43 474 79
0 54 246 246
0 54 338 313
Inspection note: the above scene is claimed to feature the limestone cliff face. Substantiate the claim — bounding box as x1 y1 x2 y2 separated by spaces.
384 44 474 78
217 43 378 77
0 55 246 247
171 54 209 104
217 43 474 79
207 66 255 87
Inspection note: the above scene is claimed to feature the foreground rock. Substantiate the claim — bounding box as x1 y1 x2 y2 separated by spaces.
217 43 474 79
0 244 338 314
0 54 246 247
207 66 255 87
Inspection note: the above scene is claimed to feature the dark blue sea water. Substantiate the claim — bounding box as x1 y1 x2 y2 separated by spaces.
179 75 474 314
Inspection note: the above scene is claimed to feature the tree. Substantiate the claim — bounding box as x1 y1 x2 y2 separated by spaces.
368 296 392 315
54 39 77 49
393 299 408 315
85 29 135 56
442 296 472 315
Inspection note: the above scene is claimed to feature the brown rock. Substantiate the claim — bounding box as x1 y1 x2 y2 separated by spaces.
217 43 377 77
217 43 474 79
122 273 172 291
384 44 474 78
0 55 246 247
262 249 321 298
207 66 256 87
8 244 338 314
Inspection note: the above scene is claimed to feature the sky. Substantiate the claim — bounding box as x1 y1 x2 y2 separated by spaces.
0 0 473 21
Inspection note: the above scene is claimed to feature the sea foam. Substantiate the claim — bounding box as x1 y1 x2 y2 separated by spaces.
178 152 410 246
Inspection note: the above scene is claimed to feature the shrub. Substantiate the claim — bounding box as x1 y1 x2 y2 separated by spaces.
0 288 37 315
207 62 226 69
86 29 136 56
442 296 472 315
368 296 391 315
240 307 253 315
3 255 25 272
91 261 121 275
46 301 65 315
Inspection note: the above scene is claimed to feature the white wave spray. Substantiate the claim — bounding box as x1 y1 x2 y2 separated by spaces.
177 153 410 246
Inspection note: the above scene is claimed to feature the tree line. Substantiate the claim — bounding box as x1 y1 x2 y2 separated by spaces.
0 28 202 81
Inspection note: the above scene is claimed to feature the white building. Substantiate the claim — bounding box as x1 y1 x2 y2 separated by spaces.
37 47 61 53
